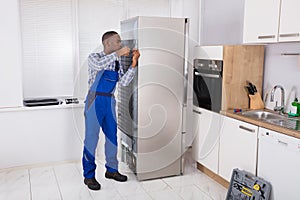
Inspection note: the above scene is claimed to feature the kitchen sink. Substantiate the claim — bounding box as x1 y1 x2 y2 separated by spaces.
240 110 300 131
241 110 286 120
268 118 300 130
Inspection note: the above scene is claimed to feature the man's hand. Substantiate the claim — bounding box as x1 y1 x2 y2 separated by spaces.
116 47 130 57
131 49 140 68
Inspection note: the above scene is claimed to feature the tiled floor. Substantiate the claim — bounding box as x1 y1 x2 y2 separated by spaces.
0 149 227 200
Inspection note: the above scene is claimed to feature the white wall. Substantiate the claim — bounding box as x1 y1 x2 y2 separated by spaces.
76 0 125 99
0 0 23 108
127 0 170 18
263 43 300 112
200 0 245 45
0 105 84 169
76 0 201 99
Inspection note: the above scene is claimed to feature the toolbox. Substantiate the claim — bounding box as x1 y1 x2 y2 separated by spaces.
226 168 271 200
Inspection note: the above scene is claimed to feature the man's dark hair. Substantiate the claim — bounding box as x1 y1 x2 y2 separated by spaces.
102 31 118 44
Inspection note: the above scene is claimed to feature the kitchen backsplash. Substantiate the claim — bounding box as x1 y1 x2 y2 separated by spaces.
263 42 300 113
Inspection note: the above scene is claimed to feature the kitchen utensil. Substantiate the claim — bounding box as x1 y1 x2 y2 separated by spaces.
245 85 254 95
248 82 257 94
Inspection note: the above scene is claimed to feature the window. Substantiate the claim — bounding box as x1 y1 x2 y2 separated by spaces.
20 0 76 98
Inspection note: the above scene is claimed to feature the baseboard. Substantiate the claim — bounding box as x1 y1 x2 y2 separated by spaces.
196 162 229 189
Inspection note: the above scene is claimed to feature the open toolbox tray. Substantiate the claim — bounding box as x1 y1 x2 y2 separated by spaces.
226 168 271 200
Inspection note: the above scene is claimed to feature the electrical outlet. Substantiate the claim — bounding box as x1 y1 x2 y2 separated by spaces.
65 98 79 104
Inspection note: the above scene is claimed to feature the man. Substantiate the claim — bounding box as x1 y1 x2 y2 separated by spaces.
82 31 140 190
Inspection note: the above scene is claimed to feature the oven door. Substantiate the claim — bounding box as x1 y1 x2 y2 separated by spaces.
193 68 222 112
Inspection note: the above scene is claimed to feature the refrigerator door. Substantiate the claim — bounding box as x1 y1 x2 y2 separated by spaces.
136 17 186 179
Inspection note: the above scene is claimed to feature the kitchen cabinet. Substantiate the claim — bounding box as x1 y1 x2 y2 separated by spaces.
192 107 221 174
243 0 281 43
219 116 258 181
191 108 200 162
258 127 300 200
278 0 300 42
0 0 23 108
243 0 300 43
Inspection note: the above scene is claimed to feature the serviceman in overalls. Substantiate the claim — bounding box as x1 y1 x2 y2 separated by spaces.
82 31 140 190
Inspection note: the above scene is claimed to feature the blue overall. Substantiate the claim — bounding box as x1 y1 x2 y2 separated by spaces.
82 68 119 179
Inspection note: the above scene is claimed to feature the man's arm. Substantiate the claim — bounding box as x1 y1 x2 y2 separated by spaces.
88 47 131 71
119 49 140 86
88 52 118 71
119 67 137 86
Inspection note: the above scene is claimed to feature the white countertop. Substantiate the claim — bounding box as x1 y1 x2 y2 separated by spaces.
0 100 85 113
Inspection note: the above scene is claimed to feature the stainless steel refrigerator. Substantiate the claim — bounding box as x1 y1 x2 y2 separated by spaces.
118 16 188 180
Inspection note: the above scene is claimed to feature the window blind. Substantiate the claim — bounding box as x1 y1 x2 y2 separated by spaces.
20 0 76 98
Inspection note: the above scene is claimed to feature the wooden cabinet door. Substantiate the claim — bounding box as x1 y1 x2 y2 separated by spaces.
279 0 300 42
219 116 258 181
243 0 281 43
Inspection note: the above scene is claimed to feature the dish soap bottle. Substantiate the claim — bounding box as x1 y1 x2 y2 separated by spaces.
288 98 299 117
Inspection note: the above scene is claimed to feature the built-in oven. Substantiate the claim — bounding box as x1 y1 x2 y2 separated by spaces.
193 59 223 112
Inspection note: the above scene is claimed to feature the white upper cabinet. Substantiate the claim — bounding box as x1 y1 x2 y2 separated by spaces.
243 0 281 43
278 0 300 42
243 0 299 43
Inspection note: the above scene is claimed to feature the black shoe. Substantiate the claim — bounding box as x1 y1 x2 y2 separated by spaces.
105 171 127 182
84 177 101 190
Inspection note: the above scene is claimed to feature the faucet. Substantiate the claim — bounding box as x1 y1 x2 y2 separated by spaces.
270 85 285 114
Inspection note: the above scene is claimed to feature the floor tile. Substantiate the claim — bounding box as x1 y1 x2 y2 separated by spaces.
0 169 31 200
191 171 216 186
113 180 145 196
89 187 123 200
162 174 198 189
173 185 213 200
54 163 93 200
122 191 153 200
30 167 61 200
0 148 229 200
194 178 228 200
140 178 170 192
148 188 183 200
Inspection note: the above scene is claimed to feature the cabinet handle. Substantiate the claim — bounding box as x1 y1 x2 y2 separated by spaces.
193 109 202 115
258 35 276 39
239 125 255 133
281 53 300 56
277 139 288 146
279 33 300 38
